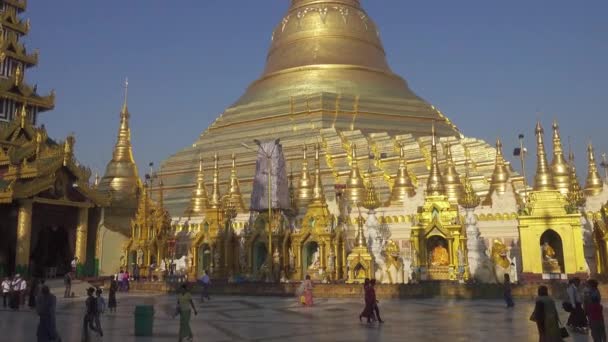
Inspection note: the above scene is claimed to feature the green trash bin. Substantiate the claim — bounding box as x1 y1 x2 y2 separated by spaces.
134 305 155 336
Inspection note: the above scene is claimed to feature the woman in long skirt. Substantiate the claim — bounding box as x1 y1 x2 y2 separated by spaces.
567 278 587 333
176 284 197 342
303 275 314 306
36 285 58 342
359 278 374 323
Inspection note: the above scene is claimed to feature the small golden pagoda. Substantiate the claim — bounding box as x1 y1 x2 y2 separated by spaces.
442 143 463 203
550 121 570 197
518 122 587 279
227 153 246 213
585 143 604 196
346 211 374 284
296 145 313 211
185 155 209 217
291 144 345 281
388 144 415 206
410 124 467 281
483 138 511 205
344 143 365 206
593 202 608 274
124 184 172 279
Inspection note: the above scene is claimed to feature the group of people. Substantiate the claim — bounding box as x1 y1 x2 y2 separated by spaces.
359 278 383 324
531 278 606 342
116 269 131 292
2 274 28 310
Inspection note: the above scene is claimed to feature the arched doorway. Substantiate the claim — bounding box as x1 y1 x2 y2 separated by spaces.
31 225 71 277
540 230 565 273
253 239 268 273
302 241 320 272
197 243 211 276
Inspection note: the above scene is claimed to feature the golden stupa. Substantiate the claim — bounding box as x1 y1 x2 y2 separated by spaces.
159 0 514 215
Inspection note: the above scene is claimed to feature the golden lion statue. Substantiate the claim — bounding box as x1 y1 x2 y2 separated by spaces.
490 240 512 281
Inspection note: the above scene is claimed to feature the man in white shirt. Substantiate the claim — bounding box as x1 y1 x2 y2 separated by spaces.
10 274 25 309
1 277 10 308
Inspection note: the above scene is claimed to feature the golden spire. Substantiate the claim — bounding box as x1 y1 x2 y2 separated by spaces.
228 153 246 212
209 153 222 209
289 169 297 213
442 142 463 202
585 142 604 196
19 102 27 128
311 143 326 205
98 78 141 200
533 122 555 191
297 145 314 208
488 138 510 196
551 121 570 196
567 152 586 209
187 154 209 216
345 143 366 205
459 173 480 209
426 122 445 196
389 144 415 205
355 209 367 248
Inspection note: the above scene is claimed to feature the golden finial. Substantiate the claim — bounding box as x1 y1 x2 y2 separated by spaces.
63 135 75 166
19 102 27 128
487 138 510 198
533 122 556 191
459 173 480 209
311 143 326 204
389 143 415 205
14 64 22 87
289 169 297 212
187 154 209 215
297 144 314 208
585 142 603 196
550 120 570 196
355 207 367 247
94 173 100 187
228 152 246 212
209 153 222 209
426 121 445 196
442 142 463 203
345 143 366 205
122 77 129 115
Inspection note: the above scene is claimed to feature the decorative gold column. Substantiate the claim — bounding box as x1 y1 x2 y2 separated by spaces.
75 207 89 264
16 200 33 273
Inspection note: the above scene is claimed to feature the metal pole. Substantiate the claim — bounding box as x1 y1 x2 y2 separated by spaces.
268 153 273 279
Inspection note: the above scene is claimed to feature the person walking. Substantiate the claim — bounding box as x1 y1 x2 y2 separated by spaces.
175 284 197 342
94 288 105 336
29 278 40 308
370 279 384 323
82 287 102 341
587 294 607 342
108 280 117 314
35 285 58 342
566 278 587 334
503 273 515 308
124 271 130 292
1 276 9 308
117 270 124 292
531 285 563 342
199 270 211 302
359 278 374 323
10 274 25 310
63 272 72 298
302 275 314 307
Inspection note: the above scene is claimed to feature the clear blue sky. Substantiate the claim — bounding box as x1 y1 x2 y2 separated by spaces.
24 0 608 179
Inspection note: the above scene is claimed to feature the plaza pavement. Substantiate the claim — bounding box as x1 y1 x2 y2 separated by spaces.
0 283 599 341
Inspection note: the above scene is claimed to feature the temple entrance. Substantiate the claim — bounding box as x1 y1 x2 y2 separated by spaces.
253 239 267 273
31 225 72 277
197 244 211 276
540 230 565 273
0 205 17 277
302 241 320 273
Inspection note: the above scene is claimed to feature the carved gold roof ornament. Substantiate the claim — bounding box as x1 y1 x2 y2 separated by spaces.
13 64 23 87
533 122 556 191
585 142 604 196
442 142 463 203
345 143 365 206
483 138 510 205
98 79 141 201
459 173 480 209
567 151 586 210
187 154 209 216
551 121 571 196
426 121 445 196
362 168 380 211
228 152 246 213
209 153 222 209
18 101 27 128
389 143 415 206
297 144 314 209
288 169 297 213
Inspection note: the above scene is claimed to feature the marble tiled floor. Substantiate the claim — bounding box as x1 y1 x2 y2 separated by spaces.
0 288 599 342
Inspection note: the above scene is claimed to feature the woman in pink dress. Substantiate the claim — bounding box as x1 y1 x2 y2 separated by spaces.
303 275 314 306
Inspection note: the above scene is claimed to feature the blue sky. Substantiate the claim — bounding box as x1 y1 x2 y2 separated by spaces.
24 0 608 180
